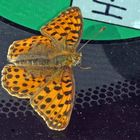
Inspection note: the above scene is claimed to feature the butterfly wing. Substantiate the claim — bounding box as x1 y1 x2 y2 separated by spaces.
40 7 82 49
2 35 58 99
7 35 55 62
2 64 75 130
8 7 83 62
1 64 49 98
30 66 75 131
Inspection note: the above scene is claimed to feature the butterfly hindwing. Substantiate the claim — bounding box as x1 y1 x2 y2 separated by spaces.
40 7 82 49
30 66 75 131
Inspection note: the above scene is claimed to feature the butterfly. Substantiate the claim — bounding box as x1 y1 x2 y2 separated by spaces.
1 7 83 131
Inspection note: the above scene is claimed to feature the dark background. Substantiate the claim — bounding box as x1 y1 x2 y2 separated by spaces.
0 19 140 140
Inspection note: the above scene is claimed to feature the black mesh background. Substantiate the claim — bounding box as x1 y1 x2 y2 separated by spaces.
0 20 140 140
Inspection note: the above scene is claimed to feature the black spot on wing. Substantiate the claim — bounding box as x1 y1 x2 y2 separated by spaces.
57 93 63 100
64 91 71 96
44 87 51 93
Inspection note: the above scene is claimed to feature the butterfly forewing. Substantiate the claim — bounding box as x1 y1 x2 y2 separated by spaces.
40 7 82 49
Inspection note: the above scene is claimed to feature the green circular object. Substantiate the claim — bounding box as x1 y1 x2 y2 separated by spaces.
0 0 140 40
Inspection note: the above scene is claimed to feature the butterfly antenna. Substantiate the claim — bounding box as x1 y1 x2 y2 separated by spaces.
78 27 106 52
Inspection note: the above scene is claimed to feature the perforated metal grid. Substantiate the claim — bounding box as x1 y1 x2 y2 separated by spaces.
0 79 139 118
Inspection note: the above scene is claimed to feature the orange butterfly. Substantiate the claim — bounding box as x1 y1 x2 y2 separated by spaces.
1 7 82 131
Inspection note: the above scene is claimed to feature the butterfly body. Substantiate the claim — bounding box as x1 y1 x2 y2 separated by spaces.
1 7 82 131
15 52 81 67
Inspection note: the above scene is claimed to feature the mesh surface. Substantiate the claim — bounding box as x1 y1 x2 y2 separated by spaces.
0 79 139 118
0 19 140 140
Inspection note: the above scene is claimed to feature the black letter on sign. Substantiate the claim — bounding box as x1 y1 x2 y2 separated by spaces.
92 0 127 19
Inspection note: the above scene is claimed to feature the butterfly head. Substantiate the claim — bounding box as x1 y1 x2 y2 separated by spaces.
71 52 82 66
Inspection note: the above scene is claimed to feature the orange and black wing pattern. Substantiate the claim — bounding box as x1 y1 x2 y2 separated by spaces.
31 67 75 131
41 7 82 49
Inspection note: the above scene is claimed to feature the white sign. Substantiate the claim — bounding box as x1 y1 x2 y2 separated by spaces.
72 0 140 29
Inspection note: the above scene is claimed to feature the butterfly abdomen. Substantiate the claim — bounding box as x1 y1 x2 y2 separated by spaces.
14 54 69 68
